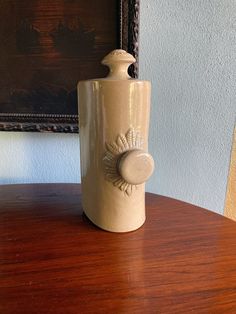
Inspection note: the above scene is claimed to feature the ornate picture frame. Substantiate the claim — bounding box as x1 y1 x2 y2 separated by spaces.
0 0 139 133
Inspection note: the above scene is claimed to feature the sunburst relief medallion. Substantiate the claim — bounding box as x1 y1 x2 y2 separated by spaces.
103 128 144 196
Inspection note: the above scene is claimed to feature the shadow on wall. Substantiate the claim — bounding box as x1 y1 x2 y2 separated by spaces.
0 132 81 184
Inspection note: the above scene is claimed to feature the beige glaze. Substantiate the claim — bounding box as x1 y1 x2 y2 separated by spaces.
119 149 154 185
78 50 154 232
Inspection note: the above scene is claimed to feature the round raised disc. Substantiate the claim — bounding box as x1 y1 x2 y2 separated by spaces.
119 149 154 185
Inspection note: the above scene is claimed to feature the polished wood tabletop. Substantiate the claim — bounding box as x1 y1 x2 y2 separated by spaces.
1 184 236 314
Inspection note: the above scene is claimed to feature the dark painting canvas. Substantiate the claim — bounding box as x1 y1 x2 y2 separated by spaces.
0 0 118 115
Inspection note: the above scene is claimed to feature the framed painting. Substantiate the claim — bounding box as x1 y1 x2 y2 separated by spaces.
0 0 139 133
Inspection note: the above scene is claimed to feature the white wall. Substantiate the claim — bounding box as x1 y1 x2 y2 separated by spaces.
0 132 80 184
0 0 235 214
140 0 236 213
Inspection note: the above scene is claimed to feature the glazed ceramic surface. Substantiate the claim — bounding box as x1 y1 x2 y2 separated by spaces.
78 50 154 232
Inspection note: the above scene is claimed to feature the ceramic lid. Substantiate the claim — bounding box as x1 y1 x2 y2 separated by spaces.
101 49 136 80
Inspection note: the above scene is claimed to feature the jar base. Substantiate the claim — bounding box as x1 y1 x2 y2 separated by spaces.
83 210 146 233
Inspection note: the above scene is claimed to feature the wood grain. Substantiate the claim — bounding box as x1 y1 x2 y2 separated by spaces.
224 127 236 221
1 184 236 314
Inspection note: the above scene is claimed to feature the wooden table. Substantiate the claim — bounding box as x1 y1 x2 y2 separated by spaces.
1 184 236 314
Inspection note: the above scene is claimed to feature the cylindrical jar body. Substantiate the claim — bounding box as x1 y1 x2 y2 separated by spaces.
78 79 151 232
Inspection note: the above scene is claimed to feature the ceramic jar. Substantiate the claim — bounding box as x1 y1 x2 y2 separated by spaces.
78 49 154 232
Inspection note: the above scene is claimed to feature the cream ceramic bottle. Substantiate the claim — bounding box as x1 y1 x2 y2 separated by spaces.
78 49 154 232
